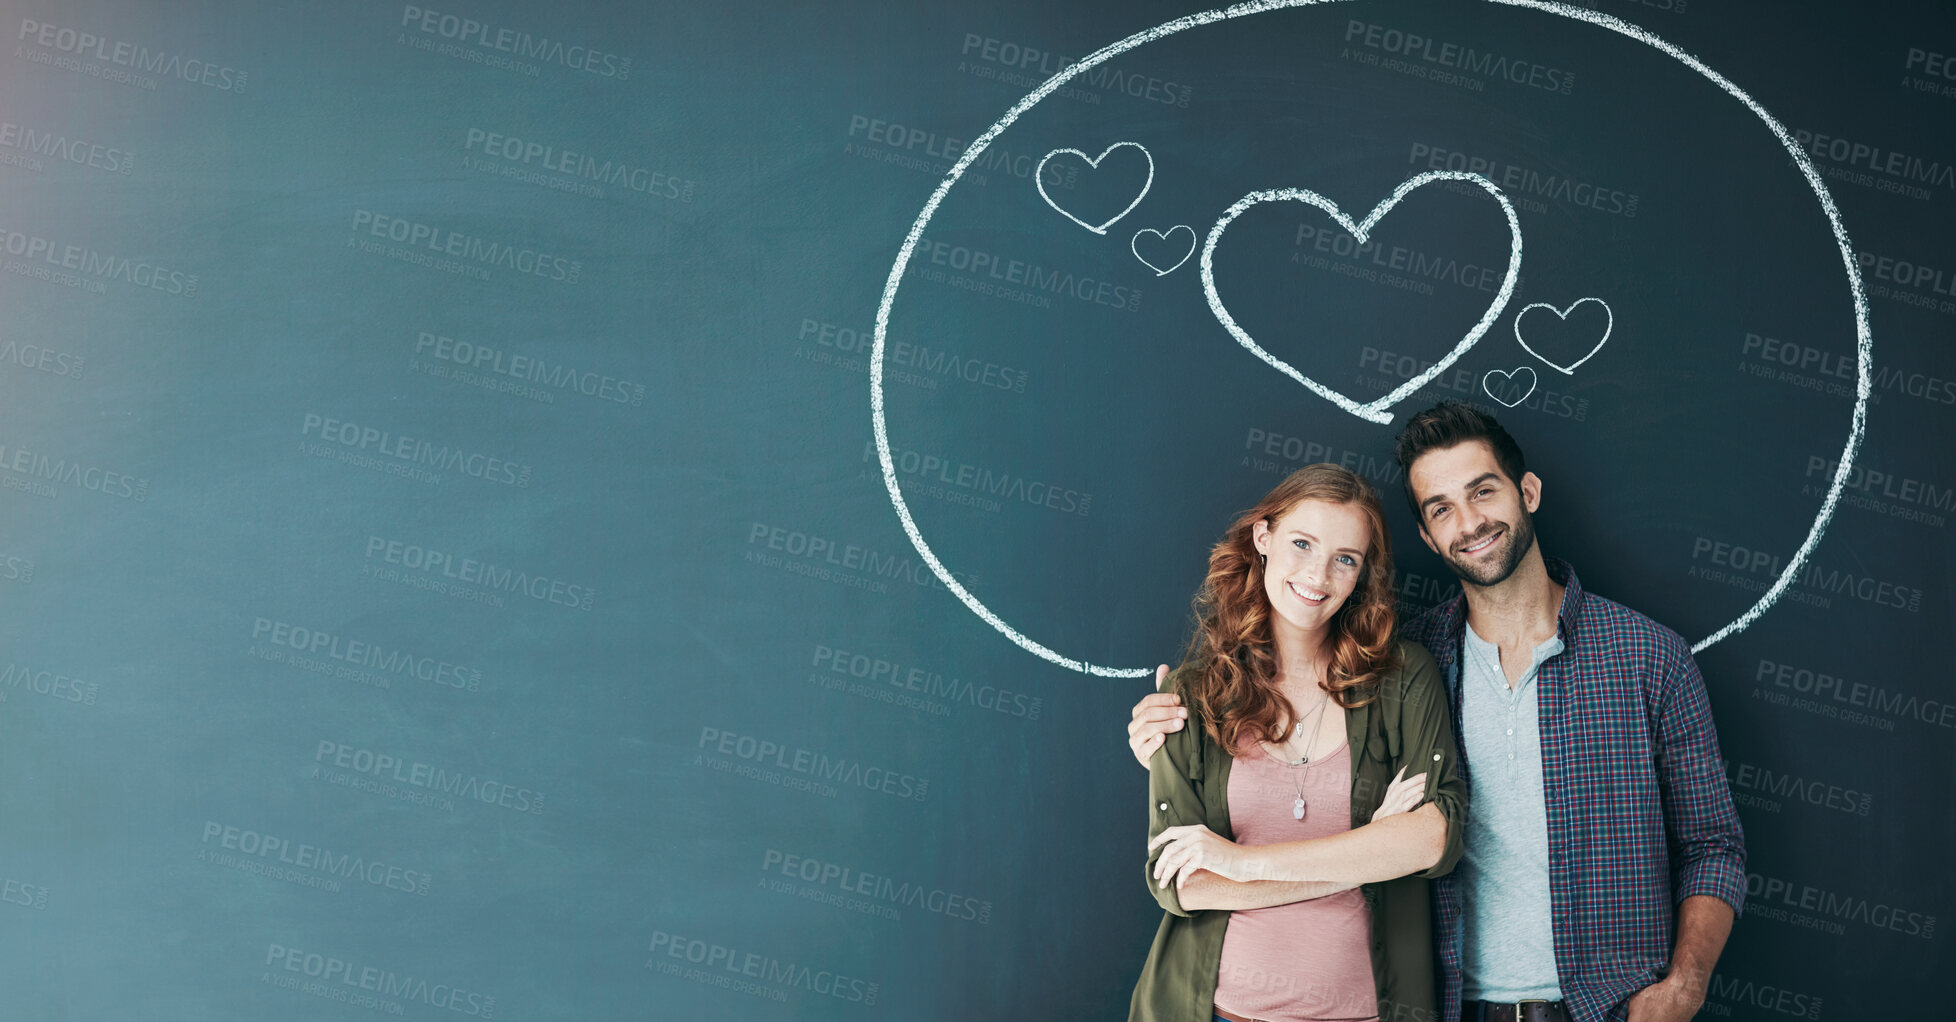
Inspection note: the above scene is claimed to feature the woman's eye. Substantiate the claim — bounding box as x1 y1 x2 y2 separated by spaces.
1293 539 1308 549
1338 555 1356 567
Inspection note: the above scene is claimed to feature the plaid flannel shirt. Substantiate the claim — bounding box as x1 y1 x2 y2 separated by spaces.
1401 557 1746 1022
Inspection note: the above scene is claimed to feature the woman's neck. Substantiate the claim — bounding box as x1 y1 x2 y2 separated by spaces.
1270 622 1332 697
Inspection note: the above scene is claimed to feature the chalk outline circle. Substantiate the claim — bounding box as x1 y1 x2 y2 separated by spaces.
870 0 1872 675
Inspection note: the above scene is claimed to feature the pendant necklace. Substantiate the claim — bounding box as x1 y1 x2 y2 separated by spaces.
1283 692 1330 821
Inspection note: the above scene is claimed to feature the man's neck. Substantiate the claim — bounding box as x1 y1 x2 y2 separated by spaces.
1460 544 1564 652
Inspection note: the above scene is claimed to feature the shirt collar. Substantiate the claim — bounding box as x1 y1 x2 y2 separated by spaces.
1425 555 1585 666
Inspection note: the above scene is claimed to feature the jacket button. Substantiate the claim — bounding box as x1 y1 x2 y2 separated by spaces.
1432 753 1441 761
1158 802 1169 812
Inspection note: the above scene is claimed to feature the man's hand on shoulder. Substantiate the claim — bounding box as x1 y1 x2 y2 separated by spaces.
1129 664 1188 767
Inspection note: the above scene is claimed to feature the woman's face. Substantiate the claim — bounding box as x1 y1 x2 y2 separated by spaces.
1251 498 1372 643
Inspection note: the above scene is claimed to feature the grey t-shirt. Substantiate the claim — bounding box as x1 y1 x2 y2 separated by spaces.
1458 622 1566 1002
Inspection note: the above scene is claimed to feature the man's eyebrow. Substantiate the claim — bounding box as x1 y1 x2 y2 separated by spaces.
1417 472 1503 512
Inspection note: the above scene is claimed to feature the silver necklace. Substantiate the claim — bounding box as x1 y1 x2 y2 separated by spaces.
1280 693 1330 821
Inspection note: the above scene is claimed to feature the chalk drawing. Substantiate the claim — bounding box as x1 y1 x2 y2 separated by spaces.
1035 142 1154 235
871 0 1872 675
1515 297 1612 374
1202 172 1522 425
1482 366 1539 407
1132 225 1198 276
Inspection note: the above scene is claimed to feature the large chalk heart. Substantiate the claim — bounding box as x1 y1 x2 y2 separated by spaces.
1201 171 1523 424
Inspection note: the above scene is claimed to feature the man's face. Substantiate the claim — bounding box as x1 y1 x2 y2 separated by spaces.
1407 440 1541 588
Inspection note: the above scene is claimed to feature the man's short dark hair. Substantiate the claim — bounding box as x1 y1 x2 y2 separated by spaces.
1392 401 1528 517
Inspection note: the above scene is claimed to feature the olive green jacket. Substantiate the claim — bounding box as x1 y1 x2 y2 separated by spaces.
1128 640 1468 1022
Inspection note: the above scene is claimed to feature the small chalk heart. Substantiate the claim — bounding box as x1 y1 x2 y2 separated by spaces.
1131 225 1196 276
1482 366 1538 407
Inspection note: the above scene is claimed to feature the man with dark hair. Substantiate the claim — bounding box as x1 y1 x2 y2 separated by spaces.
1127 400 1745 1022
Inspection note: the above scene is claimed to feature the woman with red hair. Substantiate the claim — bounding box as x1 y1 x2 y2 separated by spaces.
1129 464 1467 1022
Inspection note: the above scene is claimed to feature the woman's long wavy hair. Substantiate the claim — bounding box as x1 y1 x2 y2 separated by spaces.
1177 464 1401 757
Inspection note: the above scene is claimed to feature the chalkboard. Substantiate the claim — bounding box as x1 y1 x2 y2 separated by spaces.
0 0 1949 1018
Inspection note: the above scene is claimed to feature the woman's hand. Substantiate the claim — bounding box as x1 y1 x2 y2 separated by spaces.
1149 825 1259 889
1370 766 1429 823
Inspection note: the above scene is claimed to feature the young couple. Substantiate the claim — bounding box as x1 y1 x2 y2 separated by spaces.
1127 402 1746 1022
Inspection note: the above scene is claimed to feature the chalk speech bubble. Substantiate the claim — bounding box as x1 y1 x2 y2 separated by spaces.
870 0 1873 675
1201 172 1523 425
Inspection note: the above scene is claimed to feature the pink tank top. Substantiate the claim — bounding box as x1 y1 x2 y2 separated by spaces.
1212 738 1379 1022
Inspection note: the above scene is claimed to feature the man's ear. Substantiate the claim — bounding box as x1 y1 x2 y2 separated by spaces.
1520 471 1542 513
